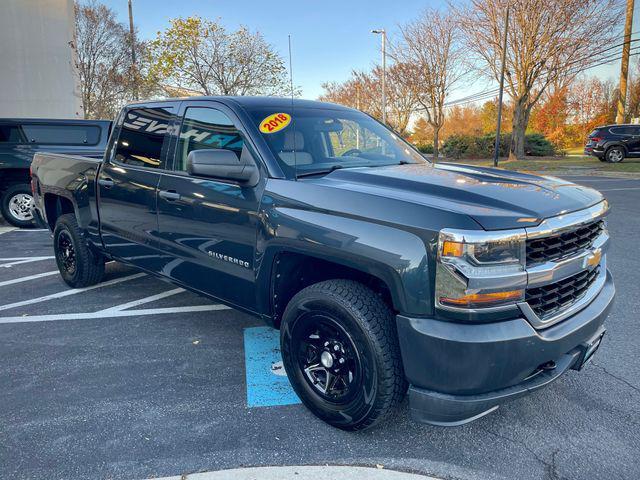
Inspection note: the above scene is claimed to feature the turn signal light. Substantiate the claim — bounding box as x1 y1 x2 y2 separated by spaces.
439 289 524 308
442 240 464 257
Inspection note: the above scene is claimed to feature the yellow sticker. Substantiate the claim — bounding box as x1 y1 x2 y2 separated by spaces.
259 112 291 134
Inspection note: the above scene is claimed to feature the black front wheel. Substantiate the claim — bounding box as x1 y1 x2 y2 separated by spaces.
53 214 105 288
280 280 407 430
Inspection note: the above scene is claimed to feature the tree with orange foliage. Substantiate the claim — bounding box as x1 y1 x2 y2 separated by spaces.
530 87 570 150
566 77 617 146
319 64 417 135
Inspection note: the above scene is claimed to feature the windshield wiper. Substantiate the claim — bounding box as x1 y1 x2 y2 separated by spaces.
296 164 344 178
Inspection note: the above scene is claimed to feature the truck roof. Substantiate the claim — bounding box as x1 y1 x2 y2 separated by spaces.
125 96 351 112
0 118 111 124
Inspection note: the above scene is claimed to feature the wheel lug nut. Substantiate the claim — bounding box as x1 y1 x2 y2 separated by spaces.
339 358 345 364
334 345 340 351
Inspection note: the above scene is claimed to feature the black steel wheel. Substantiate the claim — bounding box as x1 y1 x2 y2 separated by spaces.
53 213 105 288
294 313 363 404
57 230 77 275
281 279 407 431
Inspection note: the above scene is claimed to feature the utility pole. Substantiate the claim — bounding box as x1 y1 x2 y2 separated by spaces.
493 4 510 167
371 29 387 125
356 84 361 149
616 0 635 124
128 0 139 100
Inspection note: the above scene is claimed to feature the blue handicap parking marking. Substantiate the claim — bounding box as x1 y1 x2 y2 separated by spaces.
243 326 301 407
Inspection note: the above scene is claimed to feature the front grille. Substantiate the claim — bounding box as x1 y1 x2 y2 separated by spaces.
525 266 600 319
526 220 604 265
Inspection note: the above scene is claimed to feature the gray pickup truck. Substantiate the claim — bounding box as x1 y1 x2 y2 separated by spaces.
31 97 614 430
0 118 110 227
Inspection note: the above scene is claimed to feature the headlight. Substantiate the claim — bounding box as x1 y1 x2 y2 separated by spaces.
436 229 526 310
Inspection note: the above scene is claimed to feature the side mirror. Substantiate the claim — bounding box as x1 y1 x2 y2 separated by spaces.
187 148 258 186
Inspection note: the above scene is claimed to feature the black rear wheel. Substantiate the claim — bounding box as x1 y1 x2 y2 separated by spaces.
53 213 105 288
605 146 625 163
280 279 407 430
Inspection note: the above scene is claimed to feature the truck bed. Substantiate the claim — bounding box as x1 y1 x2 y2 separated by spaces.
31 152 103 230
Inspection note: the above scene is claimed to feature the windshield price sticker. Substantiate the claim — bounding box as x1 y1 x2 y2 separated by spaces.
259 113 291 134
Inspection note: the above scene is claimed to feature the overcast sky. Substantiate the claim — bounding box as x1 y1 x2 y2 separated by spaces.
104 0 626 102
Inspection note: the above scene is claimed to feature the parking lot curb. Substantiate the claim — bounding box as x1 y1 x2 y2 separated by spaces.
150 466 440 480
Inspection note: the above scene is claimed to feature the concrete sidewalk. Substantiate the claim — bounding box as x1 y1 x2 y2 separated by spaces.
151 466 439 480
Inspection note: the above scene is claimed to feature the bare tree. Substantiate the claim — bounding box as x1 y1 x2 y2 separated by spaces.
392 9 466 159
319 65 417 135
149 17 291 96
73 1 148 119
458 0 622 159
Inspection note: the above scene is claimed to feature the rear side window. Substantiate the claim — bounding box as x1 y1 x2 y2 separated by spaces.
113 107 173 169
0 124 26 143
609 126 634 136
20 124 101 145
176 107 244 172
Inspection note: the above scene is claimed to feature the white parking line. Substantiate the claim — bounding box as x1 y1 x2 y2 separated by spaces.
0 304 230 324
0 272 146 312
0 270 58 287
0 227 16 235
99 288 185 313
0 256 55 268
599 187 640 191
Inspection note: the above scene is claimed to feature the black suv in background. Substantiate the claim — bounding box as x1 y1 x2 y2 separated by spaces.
0 118 111 227
584 124 640 163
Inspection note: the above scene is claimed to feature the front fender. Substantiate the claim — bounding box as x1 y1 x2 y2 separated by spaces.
256 207 432 317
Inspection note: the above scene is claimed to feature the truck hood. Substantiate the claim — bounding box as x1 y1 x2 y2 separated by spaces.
307 163 604 230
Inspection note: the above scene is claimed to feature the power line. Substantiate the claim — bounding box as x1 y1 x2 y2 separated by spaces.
410 35 640 113
447 34 640 105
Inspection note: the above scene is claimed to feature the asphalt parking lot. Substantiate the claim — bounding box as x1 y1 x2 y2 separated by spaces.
1 175 639 480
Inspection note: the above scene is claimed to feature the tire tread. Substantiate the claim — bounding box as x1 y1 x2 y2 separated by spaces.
284 279 407 430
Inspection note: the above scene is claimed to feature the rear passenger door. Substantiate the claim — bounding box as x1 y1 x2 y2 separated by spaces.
97 103 178 271
626 126 640 156
610 126 640 156
156 101 264 310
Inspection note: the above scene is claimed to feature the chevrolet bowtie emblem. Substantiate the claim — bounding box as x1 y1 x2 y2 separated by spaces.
584 249 602 269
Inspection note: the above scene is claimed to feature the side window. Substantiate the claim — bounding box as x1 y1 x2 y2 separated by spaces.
176 107 244 172
610 126 634 136
20 125 100 145
113 107 173 169
0 124 26 143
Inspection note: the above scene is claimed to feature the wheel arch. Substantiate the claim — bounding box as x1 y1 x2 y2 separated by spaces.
256 209 432 326
266 251 400 327
43 193 76 230
604 142 627 156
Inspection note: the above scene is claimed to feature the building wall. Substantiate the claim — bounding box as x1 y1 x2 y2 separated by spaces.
0 0 82 118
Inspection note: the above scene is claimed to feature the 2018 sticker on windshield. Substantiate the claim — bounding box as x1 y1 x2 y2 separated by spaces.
259 113 291 134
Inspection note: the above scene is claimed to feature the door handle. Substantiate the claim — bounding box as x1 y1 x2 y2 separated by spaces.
98 178 114 188
159 190 181 201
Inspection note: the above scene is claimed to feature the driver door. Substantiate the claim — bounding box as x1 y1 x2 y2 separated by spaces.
156 101 264 310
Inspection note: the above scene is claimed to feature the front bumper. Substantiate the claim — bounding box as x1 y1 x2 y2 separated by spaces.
397 270 615 426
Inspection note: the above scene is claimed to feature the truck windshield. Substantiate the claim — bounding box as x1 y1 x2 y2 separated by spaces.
247 106 428 177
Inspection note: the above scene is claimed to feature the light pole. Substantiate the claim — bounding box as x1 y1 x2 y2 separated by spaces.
371 29 387 125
